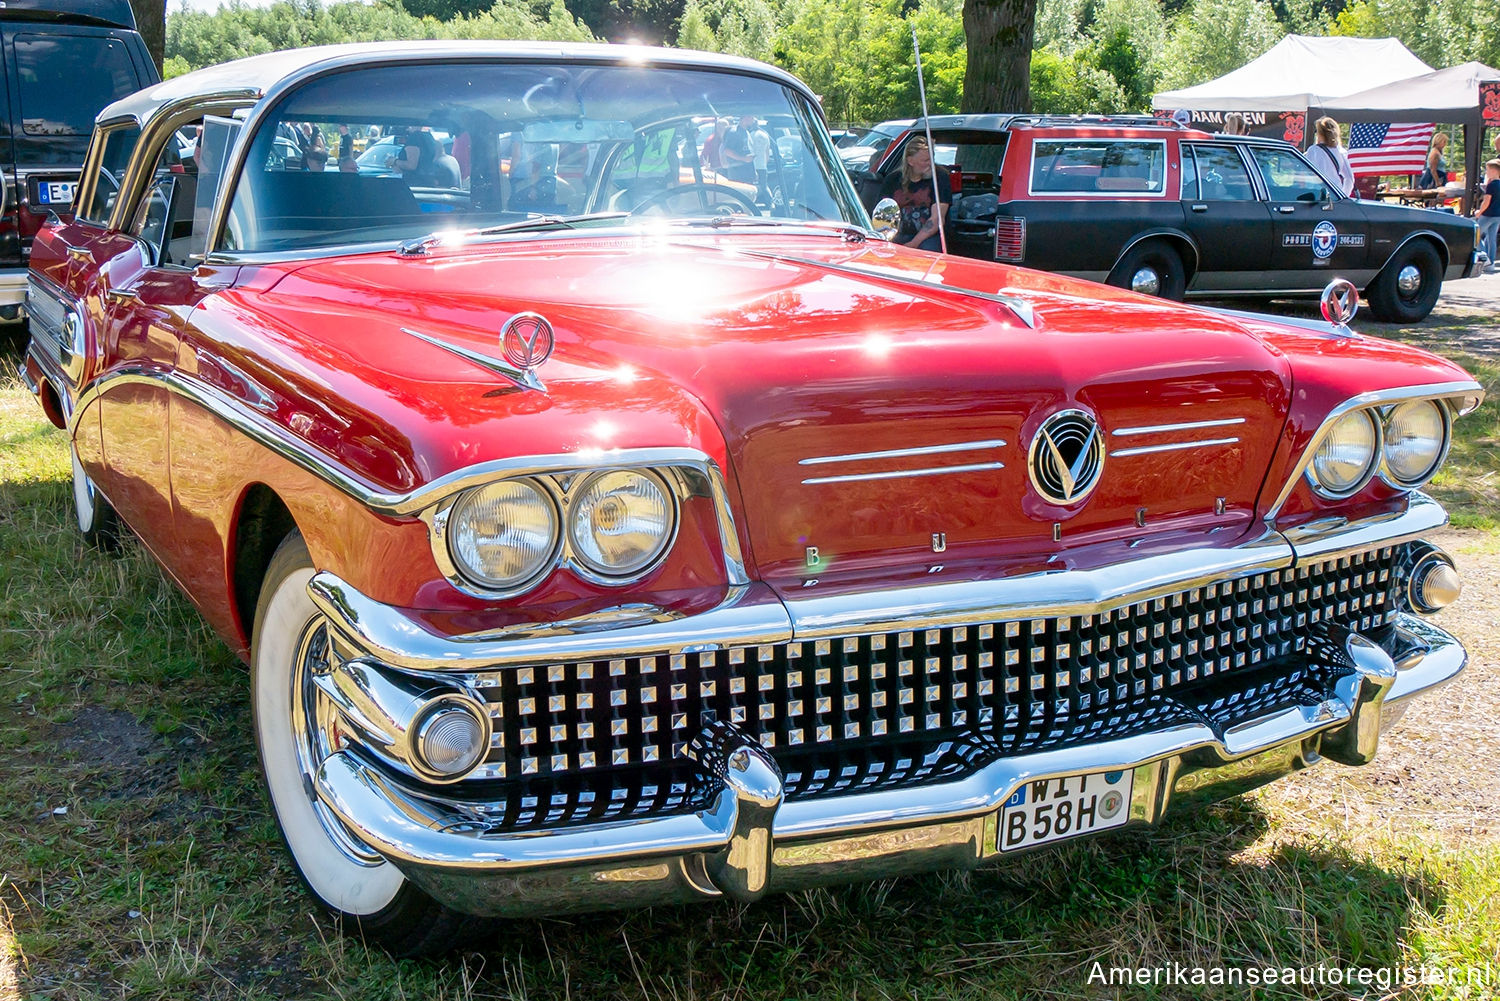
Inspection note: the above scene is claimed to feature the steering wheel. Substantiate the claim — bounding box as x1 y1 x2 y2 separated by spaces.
629 182 761 217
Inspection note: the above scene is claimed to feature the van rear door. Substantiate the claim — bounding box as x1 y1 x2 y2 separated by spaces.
2 24 150 269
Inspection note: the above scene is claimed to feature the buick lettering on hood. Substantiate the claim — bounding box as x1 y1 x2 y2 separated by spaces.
22 42 1483 955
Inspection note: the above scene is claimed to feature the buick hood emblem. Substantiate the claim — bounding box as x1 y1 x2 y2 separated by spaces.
501 312 555 371
1029 409 1105 505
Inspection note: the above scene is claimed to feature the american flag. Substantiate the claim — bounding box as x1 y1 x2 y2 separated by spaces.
1346 122 1437 177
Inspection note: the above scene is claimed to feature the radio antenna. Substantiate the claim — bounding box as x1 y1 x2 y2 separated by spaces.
912 27 947 255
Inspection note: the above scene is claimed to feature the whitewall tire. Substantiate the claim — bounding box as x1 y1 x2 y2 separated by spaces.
71 445 117 544
251 531 477 954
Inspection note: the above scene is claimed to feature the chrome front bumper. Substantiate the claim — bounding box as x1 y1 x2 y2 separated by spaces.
307 499 1466 918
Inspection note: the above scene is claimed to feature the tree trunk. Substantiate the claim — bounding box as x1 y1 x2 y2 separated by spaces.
129 0 165 74
961 0 1036 114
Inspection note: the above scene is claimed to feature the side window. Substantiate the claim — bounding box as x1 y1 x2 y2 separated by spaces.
1248 147 1333 203
1180 146 1199 200
1187 145 1256 201
1030 140 1166 195
76 125 140 225
14 33 139 138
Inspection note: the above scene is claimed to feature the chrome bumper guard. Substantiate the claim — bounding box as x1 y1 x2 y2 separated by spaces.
308 500 1464 917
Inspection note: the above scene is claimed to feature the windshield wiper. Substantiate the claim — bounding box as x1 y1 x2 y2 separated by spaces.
677 216 874 242
397 212 632 257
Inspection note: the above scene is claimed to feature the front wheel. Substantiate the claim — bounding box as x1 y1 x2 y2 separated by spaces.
251 531 476 956
1367 241 1443 323
1107 241 1187 301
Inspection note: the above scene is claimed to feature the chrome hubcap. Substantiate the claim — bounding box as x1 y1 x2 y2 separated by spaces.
293 621 385 866
1396 264 1422 296
1130 266 1161 296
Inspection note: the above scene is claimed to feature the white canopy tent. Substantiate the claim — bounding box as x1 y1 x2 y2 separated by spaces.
1313 61 1500 122
1153 35 1433 114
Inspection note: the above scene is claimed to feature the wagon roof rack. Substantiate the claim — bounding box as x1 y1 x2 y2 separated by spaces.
908 113 1189 132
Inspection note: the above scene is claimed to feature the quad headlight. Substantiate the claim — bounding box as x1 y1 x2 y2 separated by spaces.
446 478 560 591
1309 410 1380 497
567 469 676 578
434 468 679 594
1381 399 1449 487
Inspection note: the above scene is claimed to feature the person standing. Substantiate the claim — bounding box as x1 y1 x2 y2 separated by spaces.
1306 117 1355 196
701 118 729 172
721 114 755 184
749 120 772 207
336 123 355 171
1473 159 1500 272
1222 113 1248 136
878 136 950 252
1418 131 1449 189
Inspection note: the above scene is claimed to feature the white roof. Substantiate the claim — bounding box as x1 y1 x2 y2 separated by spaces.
1153 35 1433 113
100 41 815 125
1314 61 1500 123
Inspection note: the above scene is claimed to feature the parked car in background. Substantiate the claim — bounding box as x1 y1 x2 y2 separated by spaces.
4 0 157 320
24 42 1483 957
859 115 1485 322
837 117 913 172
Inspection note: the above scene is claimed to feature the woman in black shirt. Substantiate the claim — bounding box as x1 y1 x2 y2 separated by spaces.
879 136 951 252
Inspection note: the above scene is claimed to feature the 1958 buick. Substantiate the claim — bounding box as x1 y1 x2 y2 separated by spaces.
21 42 1484 956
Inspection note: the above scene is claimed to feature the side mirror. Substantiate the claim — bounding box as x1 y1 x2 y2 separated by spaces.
871 197 900 240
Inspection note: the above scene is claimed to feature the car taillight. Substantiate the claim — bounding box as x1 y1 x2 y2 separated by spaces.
995 216 1025 263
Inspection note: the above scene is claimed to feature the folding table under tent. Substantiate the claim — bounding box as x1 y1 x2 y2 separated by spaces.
1312 61 1500 214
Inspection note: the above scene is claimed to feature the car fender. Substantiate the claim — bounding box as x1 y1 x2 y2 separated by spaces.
1371 229 1450 284
1109 228 1202 279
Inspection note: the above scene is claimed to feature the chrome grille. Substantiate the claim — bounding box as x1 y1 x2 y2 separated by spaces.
464 547 1398 799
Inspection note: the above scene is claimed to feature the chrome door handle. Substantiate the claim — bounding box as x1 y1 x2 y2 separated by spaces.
1190 203 1207 212
63 243 92 263
1277 205 1296 214
104 286 138 304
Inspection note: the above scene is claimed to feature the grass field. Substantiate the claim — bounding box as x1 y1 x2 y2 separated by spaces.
2 285 1499 1000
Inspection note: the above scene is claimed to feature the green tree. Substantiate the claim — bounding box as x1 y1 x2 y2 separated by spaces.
1158 0 1281 90
1332 0 1500 68
775 0 964 125
673 0 777 58
166 0 595 73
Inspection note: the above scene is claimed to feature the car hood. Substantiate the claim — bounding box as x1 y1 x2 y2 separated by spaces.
241 235 1294 588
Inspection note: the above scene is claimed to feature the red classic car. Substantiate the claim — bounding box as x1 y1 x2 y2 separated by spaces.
21 42 1483 956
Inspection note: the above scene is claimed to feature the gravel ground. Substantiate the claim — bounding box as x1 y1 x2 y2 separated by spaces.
1257 274 1500 840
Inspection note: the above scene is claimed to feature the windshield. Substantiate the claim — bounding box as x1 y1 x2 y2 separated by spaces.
221 61 865 254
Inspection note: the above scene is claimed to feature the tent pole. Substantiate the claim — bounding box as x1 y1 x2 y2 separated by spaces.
1463 121 1480 216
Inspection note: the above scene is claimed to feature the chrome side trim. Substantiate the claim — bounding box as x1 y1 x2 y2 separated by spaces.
1112 436 1239 458
68 367 750 581
738 251 1037 329
1111 417 1245 437
309 577 793 672
1263 381 1482 523
801 460 1004 485
799 439 1006 465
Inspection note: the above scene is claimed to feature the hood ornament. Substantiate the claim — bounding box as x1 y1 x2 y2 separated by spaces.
402 311 555 393
1029 409 1105 506
1320 278 1359 337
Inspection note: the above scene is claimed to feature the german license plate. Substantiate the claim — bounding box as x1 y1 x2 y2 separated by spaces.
36 180 77 205
998 769 1133 851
